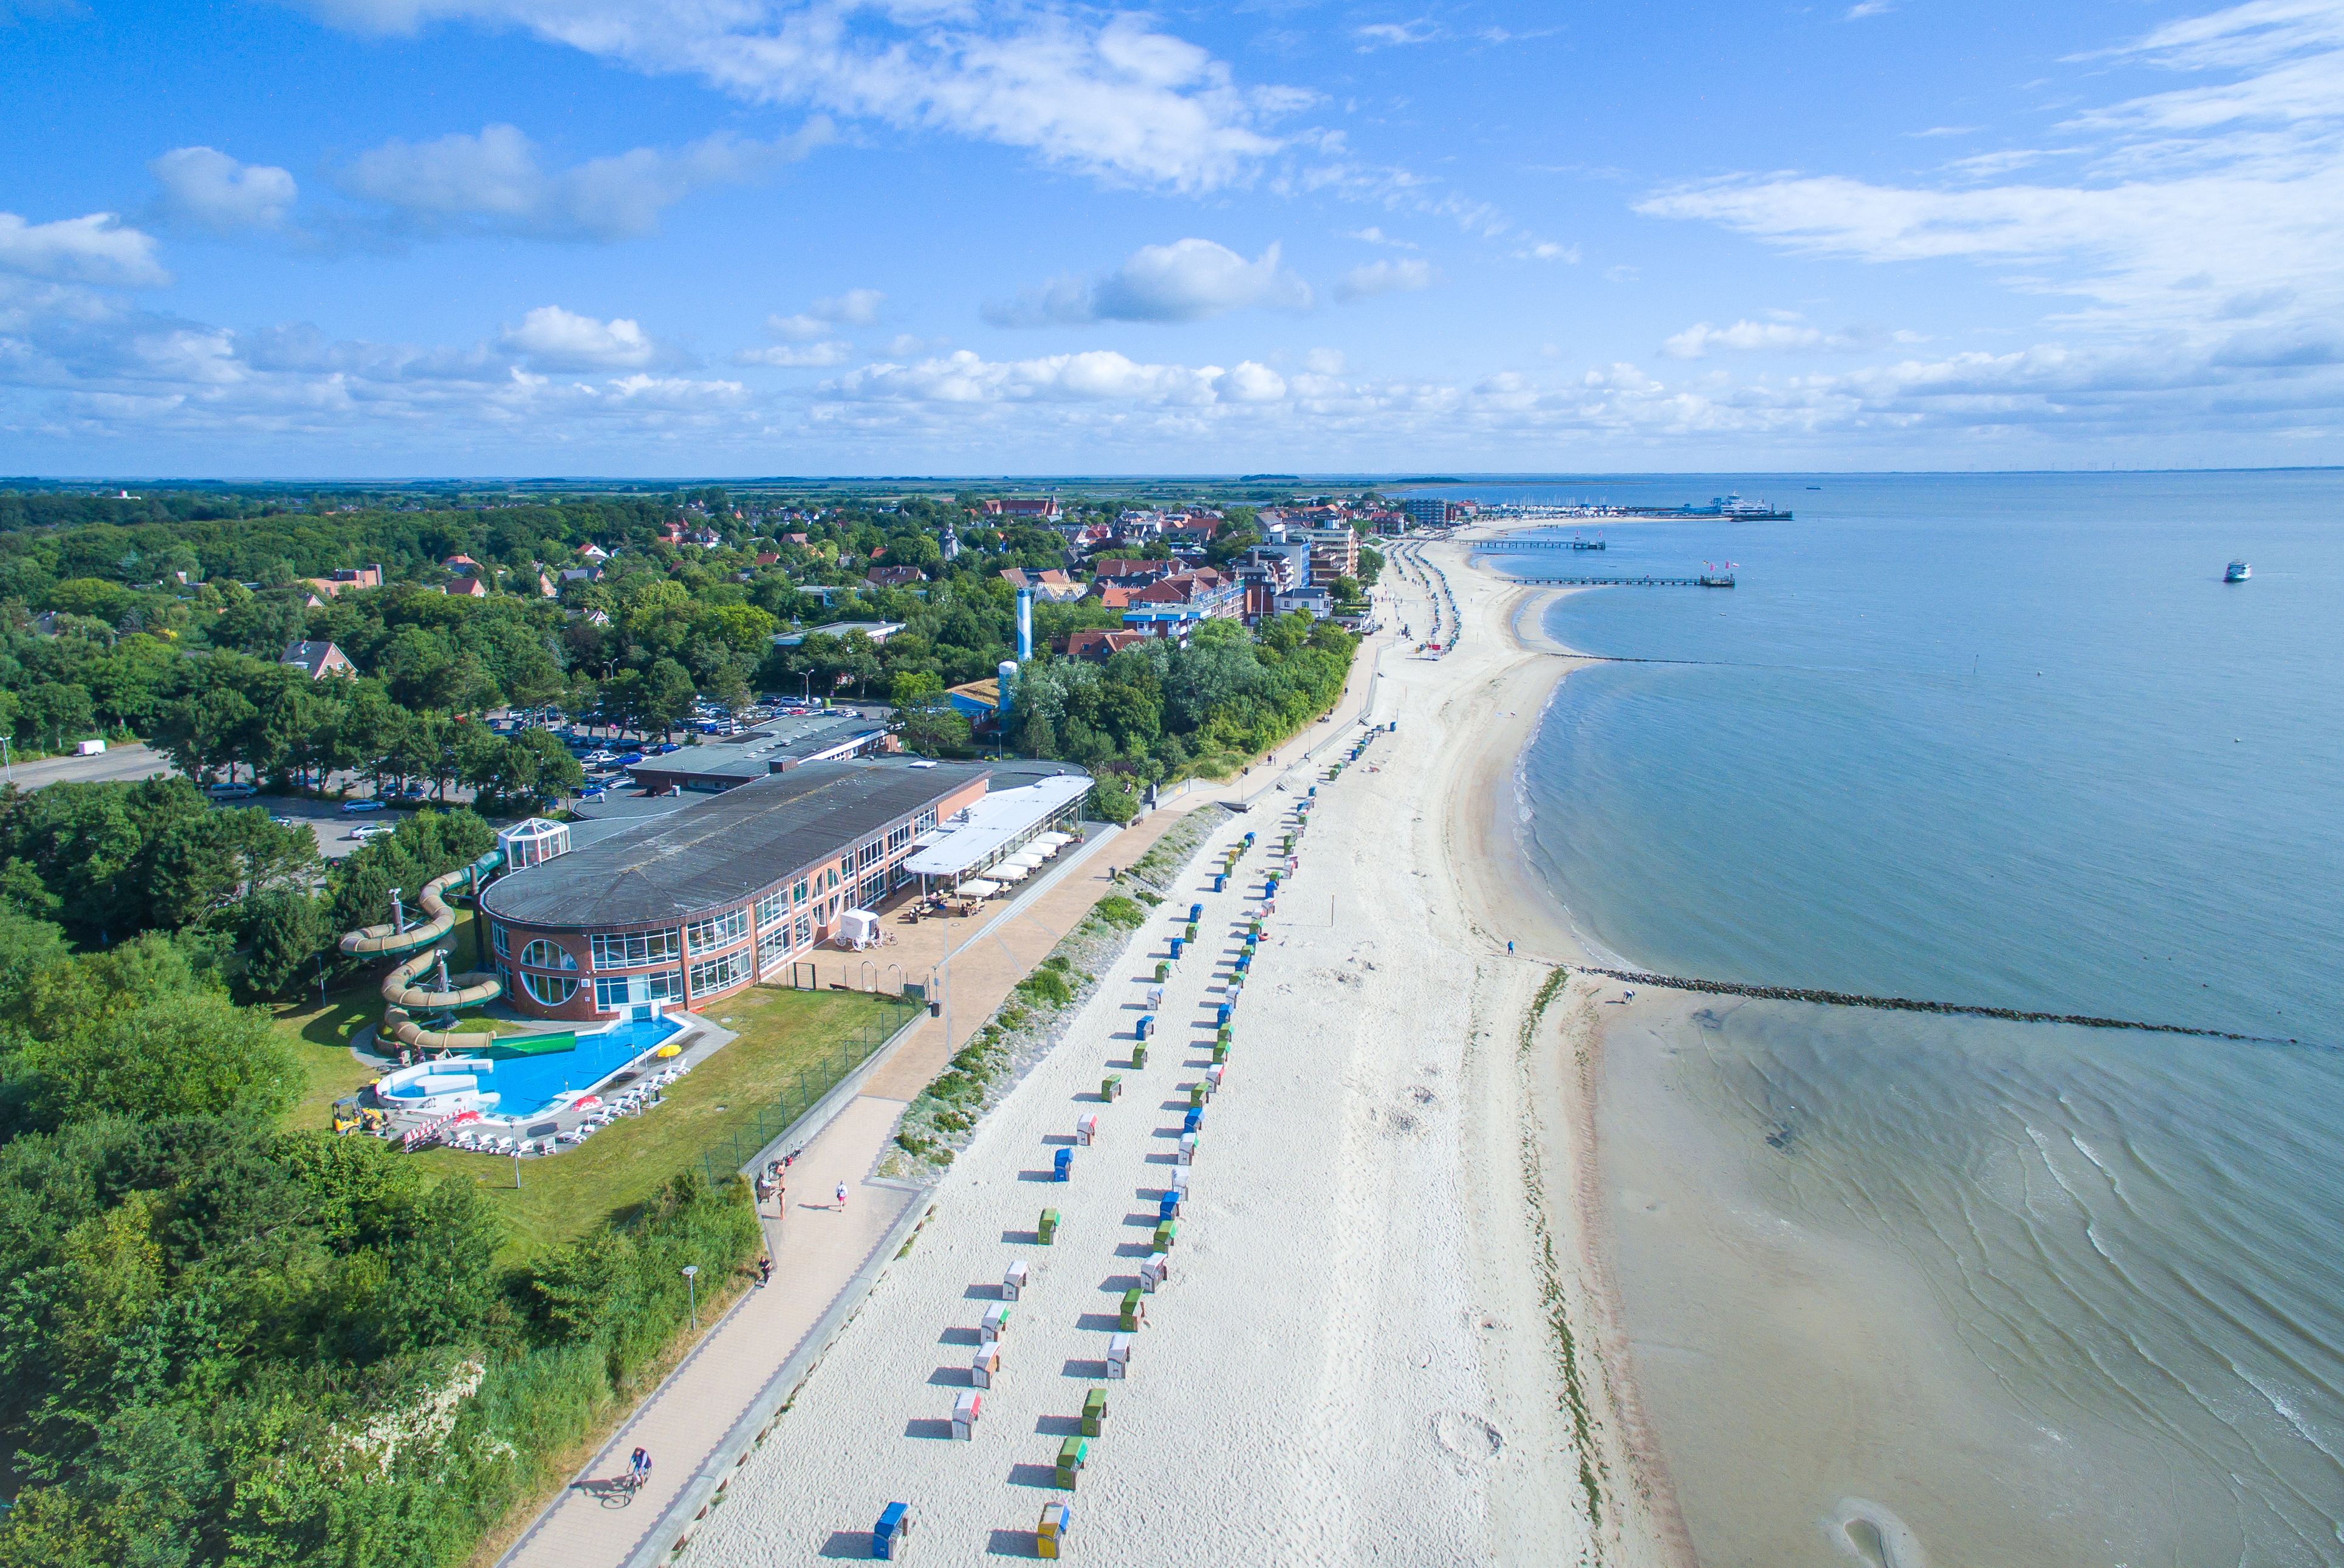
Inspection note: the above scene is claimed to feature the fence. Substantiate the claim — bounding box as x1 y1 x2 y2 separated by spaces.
696 991 925 1187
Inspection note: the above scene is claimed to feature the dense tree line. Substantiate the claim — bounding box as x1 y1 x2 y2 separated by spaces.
0 806 764 1566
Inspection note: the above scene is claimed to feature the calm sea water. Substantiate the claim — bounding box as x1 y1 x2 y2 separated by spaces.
1450 472 2344 1564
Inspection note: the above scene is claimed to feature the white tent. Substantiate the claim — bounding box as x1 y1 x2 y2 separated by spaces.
1033 832 1073 850
1001 851 1046 873
838 908 880 950
992 861 1031 883
959 878 1001 898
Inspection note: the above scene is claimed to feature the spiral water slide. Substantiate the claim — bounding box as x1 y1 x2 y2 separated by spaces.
340 847 505 1053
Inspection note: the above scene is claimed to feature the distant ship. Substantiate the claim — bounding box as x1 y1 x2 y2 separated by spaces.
1718 494 1775 518
2226 560 2251 582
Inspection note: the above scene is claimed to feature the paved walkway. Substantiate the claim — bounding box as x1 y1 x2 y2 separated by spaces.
499 623 1394 1568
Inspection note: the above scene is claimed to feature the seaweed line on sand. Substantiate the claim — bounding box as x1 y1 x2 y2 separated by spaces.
1520 964 1606 1550
880 807 1233 1182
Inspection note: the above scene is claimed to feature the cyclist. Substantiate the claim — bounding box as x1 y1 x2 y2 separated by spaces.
629 1446 651 1491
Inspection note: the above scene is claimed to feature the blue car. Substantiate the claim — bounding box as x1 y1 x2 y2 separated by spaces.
615 751 644 766
651 742 680 755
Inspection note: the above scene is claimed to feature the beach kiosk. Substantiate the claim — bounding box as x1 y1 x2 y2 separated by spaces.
971 1342 1001 1388
1106 1332 1133 1378
1036 1502 1072 1559
873 1501 913 1560
951 1391 982 1440
1003 1258 1030 1301
1140 1251 1169 1291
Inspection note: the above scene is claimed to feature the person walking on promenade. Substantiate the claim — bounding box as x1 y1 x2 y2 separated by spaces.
835 1180 849 1211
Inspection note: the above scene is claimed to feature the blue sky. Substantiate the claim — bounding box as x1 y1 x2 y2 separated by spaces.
3 0 2342 475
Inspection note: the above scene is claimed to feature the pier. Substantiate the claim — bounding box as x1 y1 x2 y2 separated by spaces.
1504 573 1734 588
1489 538 1607 551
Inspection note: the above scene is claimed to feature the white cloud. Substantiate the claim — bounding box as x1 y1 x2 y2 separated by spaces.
1637 0 2344 346
768 288 886 340
1333 256 1437 301
499 305 659 369
985 239 1312 326
295 1 1292 193
1341 225 1416 248
827 347 1288 406
1520 240 1580 262
149 148 298 232
735 341 852 368
1355 19 1439 50
0 213 170 287
1664 320 1828 357
1304 347 1348 374
1845 1 1893 18
339 122 828 242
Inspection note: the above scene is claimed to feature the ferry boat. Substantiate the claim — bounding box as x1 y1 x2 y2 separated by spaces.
2226 560 2251 582
1718 494 1774 518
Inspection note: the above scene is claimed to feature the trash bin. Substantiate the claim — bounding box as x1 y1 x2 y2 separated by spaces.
1052 1147 1072 1182
874 1501 913 1560
1036 1501 1072 1559
952 1391 981 1440
1054 1436 1087 1490
1076 1113 1097 1146
970 1343 1000 1389
1038 1207 1059 1245
1120 1287 1146 1330
1102 1073 1122 1102
982 1303 1010 1343
1106 1333 1132 1378
1081 1388 1107 1437
1140 1251 1169 1292
1003 1258 1029 1301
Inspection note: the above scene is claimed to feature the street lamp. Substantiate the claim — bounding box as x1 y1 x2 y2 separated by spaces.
681 1264 700 1329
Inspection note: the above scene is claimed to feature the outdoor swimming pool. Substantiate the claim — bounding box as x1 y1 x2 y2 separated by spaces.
477 1015 683 1117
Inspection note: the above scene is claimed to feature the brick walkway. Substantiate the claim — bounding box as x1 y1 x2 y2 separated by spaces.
496 626 1392 1568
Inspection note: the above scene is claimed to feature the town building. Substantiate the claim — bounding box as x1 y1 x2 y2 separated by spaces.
444 575 488 598
1063 629 1146 663
1304 526 1360 584
482 758 985 1019
1090 559 1182 589
623 709 892 793
981 496 1062 521
999 567 1086 603
770 620 906 648
281 639 357 679
303 564 384 598
1121 567 1243 640
1399 497 1452 529
865 564 930 589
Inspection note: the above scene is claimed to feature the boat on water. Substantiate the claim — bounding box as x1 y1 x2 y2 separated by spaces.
1718 494 1775 518
2226 560 2252 582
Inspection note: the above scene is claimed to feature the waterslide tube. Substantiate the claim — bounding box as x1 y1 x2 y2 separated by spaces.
337 847 504 958
339 847 508 1055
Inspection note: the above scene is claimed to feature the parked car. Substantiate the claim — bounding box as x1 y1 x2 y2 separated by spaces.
269 815 301 828
382 789 429 807
581 749 618 766
347 823 396 842
340 799 385 814
614 752 644 767
651 742 680 755
207 782 258 799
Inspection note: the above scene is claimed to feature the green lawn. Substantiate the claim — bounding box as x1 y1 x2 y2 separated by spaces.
412 985 908 1258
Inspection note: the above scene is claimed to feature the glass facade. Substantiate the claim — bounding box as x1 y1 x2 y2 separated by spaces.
591 929 681 969
518 938 576 970
685 908 747 951
688 949 751 995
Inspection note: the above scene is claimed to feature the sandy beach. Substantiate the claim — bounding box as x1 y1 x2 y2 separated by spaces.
686 535 1685 1564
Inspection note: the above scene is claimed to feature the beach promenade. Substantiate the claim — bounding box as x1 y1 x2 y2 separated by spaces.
493 631 1395 1568
665 540 1681 1564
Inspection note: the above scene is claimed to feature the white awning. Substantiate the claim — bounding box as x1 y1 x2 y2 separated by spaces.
1034 831 1073 849
1001 851 1046 872
959 878 1001 897
993 861 1031 883
900 775 1092 875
